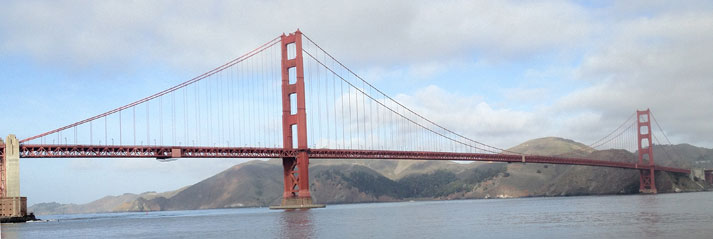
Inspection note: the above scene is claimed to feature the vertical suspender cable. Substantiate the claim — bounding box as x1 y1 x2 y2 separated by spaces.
238 61 244 146
307 45 314 147
249 57 255 146
370 86 375 149
273 44 278 147
228 64 233 146
262 46 268 146
333 60 338 148
133 106 136 145
316 51 323 147
362 80 367 149
217 72 222 146
183 87 188 146
159 96 163 145
146 103 149 145
355 76 360 148
348 73 353 149
205 76 210 145
376 87 381 150
118 110 121 145
340 62 346 149
195 83 200 145
230 63 235 146
172 91 176 145
275 44 280 147
324 52 331 148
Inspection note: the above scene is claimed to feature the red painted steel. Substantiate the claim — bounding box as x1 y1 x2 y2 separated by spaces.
17 144 691 174
281 30 311 200
19 145 296 158
308 148 690 173
637 109 657 193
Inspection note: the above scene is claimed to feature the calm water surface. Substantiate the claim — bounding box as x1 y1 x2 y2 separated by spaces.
2 192 712 238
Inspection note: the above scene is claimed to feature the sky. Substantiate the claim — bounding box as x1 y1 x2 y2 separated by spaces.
1 0 712 205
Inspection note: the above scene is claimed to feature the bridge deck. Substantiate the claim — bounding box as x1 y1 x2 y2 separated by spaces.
17 144 690 174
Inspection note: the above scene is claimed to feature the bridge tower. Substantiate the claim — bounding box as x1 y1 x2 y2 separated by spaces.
273 30 323 209
636 109 657 194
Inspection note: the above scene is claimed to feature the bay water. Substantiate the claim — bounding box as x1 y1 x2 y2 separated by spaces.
2 191 712 238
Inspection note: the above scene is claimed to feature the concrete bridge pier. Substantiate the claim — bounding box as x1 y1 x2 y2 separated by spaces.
690 168 705 181
1 134 29 220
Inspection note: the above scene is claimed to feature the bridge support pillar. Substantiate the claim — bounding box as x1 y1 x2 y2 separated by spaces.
271 30 324 210
638 169 657 194
276 152 322 209
637 110 657 194
1 134 29 219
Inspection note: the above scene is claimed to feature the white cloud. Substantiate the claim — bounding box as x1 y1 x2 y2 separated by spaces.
0 0 592 71
392 85 543 148
501 87 551 103
559 10 713 146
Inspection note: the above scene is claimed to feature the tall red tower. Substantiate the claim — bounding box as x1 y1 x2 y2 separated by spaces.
272 30 323 209
636 109 657 193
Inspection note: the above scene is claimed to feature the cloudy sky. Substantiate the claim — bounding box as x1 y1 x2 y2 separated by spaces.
1 0 712 205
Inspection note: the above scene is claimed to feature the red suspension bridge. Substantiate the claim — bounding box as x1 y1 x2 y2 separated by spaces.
1 30 711 212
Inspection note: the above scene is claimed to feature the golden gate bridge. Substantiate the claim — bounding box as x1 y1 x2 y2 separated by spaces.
1 30 711 214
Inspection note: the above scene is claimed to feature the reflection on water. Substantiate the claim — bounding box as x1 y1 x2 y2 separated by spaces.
636 195 661 237
279 209 315 239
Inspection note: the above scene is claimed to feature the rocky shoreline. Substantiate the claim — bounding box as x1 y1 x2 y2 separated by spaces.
0 213 37 223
